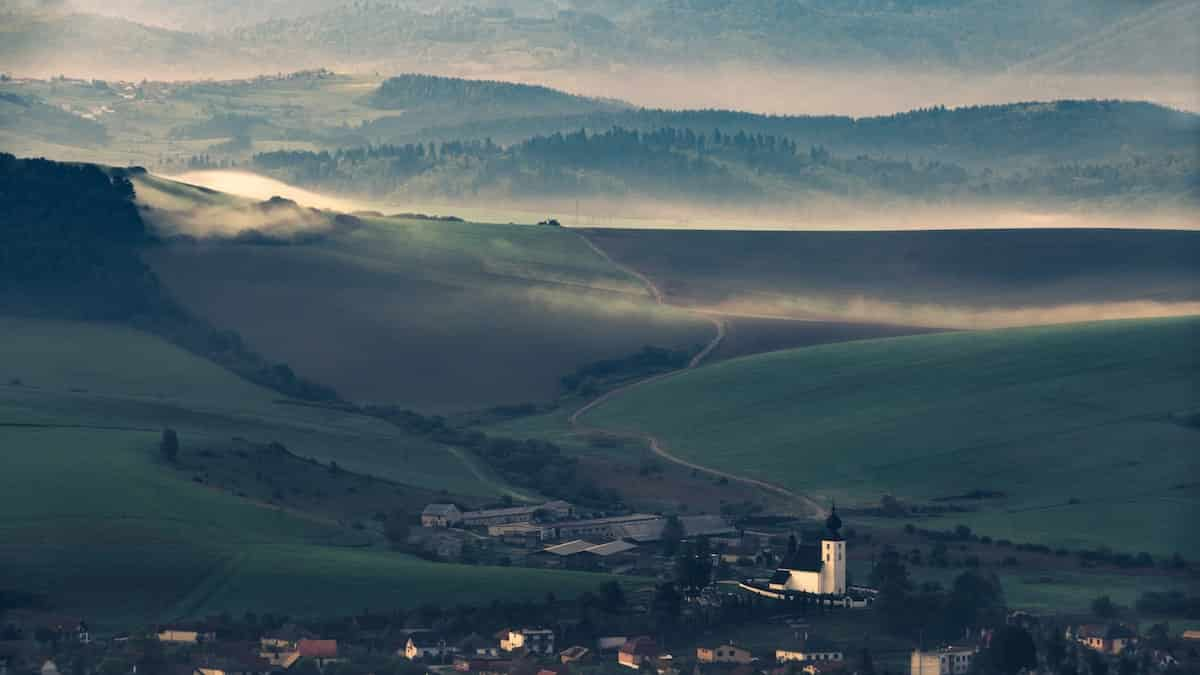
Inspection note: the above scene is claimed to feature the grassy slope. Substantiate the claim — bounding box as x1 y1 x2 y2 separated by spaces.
0 316 490 495
145 214 711 411
586 317 1200 557
0 426 624 626
582 228 1200 321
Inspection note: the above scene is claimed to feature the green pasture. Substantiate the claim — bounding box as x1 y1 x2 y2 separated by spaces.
586 317 1200 557
0 426 627 626
0 316 494 496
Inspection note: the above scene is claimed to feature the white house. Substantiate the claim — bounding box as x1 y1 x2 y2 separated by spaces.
768 509 846 596
500 628 555 655
910 646 976 675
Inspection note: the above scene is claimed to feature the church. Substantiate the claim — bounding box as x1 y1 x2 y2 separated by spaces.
738 506 856 602
767 507 846 595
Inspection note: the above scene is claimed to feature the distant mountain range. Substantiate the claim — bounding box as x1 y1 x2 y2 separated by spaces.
3 0 1196 82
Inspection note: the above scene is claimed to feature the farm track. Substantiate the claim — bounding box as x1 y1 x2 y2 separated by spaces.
570 232 826 519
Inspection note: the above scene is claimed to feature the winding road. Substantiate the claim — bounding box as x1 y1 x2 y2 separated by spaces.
570 232 826 519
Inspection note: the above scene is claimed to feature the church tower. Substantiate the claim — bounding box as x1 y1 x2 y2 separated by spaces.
819 504 846 595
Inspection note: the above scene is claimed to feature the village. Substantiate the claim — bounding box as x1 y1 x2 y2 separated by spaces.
3 505 1196 675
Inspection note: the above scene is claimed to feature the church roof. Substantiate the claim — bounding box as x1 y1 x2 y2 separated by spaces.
778 545 823 572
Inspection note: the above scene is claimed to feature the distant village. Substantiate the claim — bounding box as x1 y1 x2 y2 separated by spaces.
4 502 1197 675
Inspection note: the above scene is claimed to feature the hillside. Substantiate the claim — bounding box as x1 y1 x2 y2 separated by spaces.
581 228 1200 327
583 317 1200 558
143 206 712 411
0 316 491 496
0 423 619 625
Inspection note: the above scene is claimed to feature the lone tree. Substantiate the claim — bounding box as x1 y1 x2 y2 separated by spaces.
159 428 179 463
384 511 411 548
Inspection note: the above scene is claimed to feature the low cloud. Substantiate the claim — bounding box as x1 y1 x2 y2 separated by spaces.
701 296 1200 330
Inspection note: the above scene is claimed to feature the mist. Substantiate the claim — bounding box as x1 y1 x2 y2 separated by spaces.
697 296 1200 331
134 171 365 240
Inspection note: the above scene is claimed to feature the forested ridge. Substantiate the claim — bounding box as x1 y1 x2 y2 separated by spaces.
250 122 1199 205
0 153 337 401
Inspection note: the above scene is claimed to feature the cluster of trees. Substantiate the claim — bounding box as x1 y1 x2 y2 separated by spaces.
366 74 621 116
871 546 1006 641
0 154 338 402
361 404 621 509
560 345 692 395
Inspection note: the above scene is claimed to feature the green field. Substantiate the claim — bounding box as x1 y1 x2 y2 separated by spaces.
585 317 1200 558
144 207 711 411
0 426 627 626
0 316 497 495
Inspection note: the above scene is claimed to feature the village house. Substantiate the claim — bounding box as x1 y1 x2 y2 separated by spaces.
1071 624 1137 655
297 639 339 666
559 646 591 664
776 638 843 665
596 637 629 653
910 646 976 675
453 655 511 675
404 634 451 661
500 628 555 655
421 504 463 528
697 644 754 664
194 654 274 675
618 637 662 670
456 633 500 657
158 630 214 644
257 639 300 670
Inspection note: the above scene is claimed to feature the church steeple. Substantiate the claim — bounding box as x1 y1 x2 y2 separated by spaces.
824 501 843 541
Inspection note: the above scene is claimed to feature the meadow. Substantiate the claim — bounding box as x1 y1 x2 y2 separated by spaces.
0 316 496 495
583 317 1200 558
0 426 627 627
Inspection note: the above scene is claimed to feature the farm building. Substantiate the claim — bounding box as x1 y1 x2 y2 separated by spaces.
536 538 639 570
421 504 463 528
539 514 663 541
618 637 664 670
462 501 573 528
910 645 975 675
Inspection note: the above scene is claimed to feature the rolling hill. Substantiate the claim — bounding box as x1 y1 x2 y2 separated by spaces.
582 317 1200 558
0 316 628 626
580 228 1200 327
138 173 713 411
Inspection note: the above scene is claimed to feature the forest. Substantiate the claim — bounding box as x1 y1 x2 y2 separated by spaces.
249 124 1198 206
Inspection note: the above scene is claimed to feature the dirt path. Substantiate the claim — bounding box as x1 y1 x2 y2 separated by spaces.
570 231 825 519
